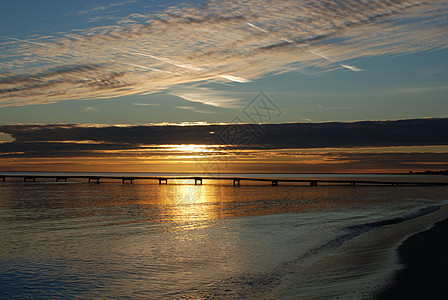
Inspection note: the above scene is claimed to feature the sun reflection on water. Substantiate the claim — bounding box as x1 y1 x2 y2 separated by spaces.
157 183 220 230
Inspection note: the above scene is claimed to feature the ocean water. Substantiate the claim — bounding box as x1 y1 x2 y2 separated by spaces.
0 173 447 299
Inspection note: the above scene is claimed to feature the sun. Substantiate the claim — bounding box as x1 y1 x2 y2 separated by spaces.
166 144 218 153
177 145 204 152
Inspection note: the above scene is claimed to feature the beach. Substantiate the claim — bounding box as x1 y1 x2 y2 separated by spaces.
378 216 448 299
270 204 448 299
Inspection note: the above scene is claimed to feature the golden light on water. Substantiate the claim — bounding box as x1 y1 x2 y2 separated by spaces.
156 183 221 228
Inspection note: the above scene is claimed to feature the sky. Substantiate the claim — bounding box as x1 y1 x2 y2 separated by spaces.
0 0 448 173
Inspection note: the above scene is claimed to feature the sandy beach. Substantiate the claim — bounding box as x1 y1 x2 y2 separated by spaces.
270 204 448 299
378 217 448 299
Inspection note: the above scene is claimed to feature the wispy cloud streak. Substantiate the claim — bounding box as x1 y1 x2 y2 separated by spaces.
0 0 447 107
169 86 241 108
1 36 47 47
341 64 363 72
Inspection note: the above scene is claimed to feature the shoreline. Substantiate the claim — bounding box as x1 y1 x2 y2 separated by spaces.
269 204 448 299
378 217 448 299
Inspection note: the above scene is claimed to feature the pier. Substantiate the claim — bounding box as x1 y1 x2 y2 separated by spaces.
0 174 447 187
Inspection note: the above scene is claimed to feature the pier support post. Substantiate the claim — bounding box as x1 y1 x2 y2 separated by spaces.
233 179 240 186
351 181 356 186
158 178 167 185
310 180 318 186
1 176 5 181
122 178 134 184
89 177 100 184
194 178 203 185
272 180 279 186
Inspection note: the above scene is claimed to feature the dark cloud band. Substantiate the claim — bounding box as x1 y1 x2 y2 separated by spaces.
0 119 447 156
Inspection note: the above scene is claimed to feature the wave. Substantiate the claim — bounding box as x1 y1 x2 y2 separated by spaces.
181 205 440 299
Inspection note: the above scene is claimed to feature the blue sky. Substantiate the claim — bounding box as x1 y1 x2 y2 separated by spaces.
1 0 447 126
1 0 448 173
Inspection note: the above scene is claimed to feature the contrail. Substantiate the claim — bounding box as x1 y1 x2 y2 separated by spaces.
108 46 207 73
200 79 235 87
118 61 174 74
309 50 363 72
246 22 268 33
246 22 293 43
248 17 366 75
125 50 205 72
308 50 333 61
341 64 363 72
1 35 46 46
109 46 247 83
219 75 250 83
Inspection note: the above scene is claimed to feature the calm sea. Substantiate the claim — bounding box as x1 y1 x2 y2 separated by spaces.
1 173 447 299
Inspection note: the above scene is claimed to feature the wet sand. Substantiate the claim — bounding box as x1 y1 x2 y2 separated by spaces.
378 217 448 299
269 204 448 299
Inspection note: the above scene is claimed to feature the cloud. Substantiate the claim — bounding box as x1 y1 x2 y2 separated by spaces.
0 0 447 107
176 106 215 114
131 102 160 106
0 132 15 143
1 118 447 150
0 35 47 47
340 64 363 72
169 86 241 108
78 0 140 15
1 119 448 172
84 106 99 112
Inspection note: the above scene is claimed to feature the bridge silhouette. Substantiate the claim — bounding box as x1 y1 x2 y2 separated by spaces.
1 175 448 187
